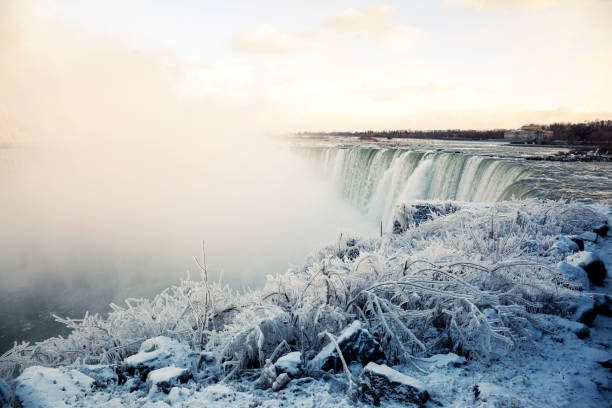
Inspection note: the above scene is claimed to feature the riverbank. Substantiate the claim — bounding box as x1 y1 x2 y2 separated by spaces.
526 149 612 162
1 200 610 407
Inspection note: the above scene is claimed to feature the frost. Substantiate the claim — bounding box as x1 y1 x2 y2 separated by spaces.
0 199 610 405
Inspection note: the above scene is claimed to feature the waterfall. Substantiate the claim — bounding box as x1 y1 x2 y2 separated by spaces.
300 147 533 227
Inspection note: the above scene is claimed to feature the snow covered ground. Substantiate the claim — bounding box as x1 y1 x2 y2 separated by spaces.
1 200 611 407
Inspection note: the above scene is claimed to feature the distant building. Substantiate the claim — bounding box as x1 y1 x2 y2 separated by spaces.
504 124 554 144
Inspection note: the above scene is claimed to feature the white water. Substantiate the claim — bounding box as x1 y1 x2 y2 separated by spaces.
301 147 532 228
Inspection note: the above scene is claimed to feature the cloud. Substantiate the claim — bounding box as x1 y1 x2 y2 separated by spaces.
361 81 457 102
445 0 588 11
324 5 421 45
231 24 316 55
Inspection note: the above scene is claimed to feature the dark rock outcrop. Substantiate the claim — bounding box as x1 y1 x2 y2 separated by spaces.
593 223 609 237
579 254 608 286
569 237 584 251
309 321 385 372
359 362 429 407
146 366 191 393
576 294 612 326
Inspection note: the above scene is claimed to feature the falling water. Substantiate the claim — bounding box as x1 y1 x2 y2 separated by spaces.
301 147 533 227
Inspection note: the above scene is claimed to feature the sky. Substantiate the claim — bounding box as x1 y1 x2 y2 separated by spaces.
1 0 612 134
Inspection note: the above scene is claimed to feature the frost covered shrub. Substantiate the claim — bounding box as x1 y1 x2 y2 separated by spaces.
1 200 608 380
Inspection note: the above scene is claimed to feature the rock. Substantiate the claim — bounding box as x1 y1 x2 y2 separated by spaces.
146 366 190 394
597 359 612 369
309 321 386 372
558 261 589 291
255 360 277 390
392 202 459 234
359 362 429 407
15 366 94 408
271 373 291 392
578 231 598 243
0 378 11 406
575 294 612 326
123 336 194 380
421 353 466 369
569 237 584 251
274 352 303 378
552 236 579 255
574 327 590 339
567 252 608 286
593 223 609 237
79 365 118 388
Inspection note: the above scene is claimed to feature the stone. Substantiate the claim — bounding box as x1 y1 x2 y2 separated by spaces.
255 360 277 390
122 336 194 381
569 237 584 251
359 362 429 407
575 294 612 326
578 231 598 242
15 366 94 408
271 373 291 392
551 236 579 255
274 351 303 378
79 365 118 388
146 366 190 394
558 261 589 291
593 223 609 237
574 327 590 339
567 252 608 286
309 321 386 373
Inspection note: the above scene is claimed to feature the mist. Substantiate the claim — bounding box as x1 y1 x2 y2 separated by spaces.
0 2 376 349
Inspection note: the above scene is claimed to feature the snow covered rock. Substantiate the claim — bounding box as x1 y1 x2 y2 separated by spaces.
255 359 277 389
359 362 429 407
558 261 590 290
570 237 585 251
271 372 291 392
0 378 11 406
567 252 607 286
310 321 385 372
123 336 194 380
146 366 191 394
421 353 466 369
574 294 612 326
79 364 118 388
15 366 94 408
274 351 303 378
593 223 609 237
578 231 598 243
552 235 580 255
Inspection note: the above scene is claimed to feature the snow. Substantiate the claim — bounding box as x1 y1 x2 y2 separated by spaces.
274 351 302 377
558 261 590 290
14 366 94 408
146 366 190 393
125 336 193 371
362 362 426 391
567 251 601 269
421 353 465 369
2 200 612 407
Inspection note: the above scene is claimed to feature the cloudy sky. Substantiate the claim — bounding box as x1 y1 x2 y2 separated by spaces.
2 0 612 134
